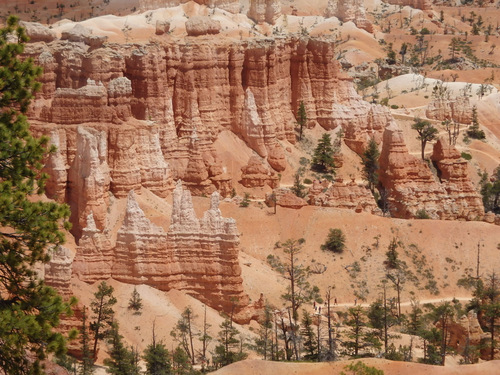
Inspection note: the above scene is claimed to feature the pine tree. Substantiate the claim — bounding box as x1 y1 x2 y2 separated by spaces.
170 306 197 365
411 118 438 160
0 15 73 374
128 287 143 314
301 310 317 361
467 106 486 140
213 316 247 368
90 281 117 359
311 133 336 173
297 101 307 141
361 138 380 194
79 307 94 375
267 239 322 360
103 324 138 375
143 342 171 375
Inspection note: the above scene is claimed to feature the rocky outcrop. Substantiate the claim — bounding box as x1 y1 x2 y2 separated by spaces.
139 0 241 13
325 0 373 33
431 139 484 218
266 188 308 209
75 183 250 316
384 0 432 10
43 129 68 203
68 127 110 238
61 24 107 48
51 80 113 124
379 124 484 220
72 213 114 282
426 96 472 124
186 17 221 36
155 20 170 35
248 0 281 25
44 246 73 299
20 21 56 43
308 178 380 213
240 156 279 188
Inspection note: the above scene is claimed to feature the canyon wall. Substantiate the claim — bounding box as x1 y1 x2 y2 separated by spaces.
26 35 391 216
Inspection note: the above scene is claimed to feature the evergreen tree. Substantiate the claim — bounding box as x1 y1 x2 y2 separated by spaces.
0 15 74 375
254 305 274 360
170 307 197 365
297 101 307 141
103 324 138 375
90 281 117 359
79 307 94 375
311 133 336 174
143 322 171 375
171 346 192 375
267 239 322 360
467 106 486 140
128 287 143 314
321 228 346 254
344 307 381 357
361 138 380 194
301 310 318 361
291 168 307 199
213 316 247 368
479 167 500 213
411 118 438 160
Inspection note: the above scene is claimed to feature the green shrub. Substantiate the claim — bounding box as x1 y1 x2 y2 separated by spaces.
415 209 430 219
321 228 346 254
461 152 472 161
303 178 312 184
390 104 399 109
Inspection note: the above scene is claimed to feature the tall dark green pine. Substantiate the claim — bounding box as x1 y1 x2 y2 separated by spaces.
213 316 247 368
311 133 336 174
143 341 171 375
0 16 73 375
301 311 318 361
79 307 94 375
103 324 138 375
297 101 307 141
361 138 380 194
90 281 117 359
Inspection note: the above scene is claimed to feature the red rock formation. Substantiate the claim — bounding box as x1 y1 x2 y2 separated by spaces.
75 183 250 316
68 126 110 238
325 0 374 33
25 35 389 225
384 0 432 10
426 96 472 124
43 129 68 203
308 178 380 214
44 246 73 299
72 213 114 282
266 188 308 209
20 21 56 43
431 139 484 219
248 0 281 25
186 16 221 36
240 156 279 188
379 124 484 220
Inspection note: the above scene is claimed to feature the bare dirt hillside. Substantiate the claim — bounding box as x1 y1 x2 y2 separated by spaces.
210 358 500 375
